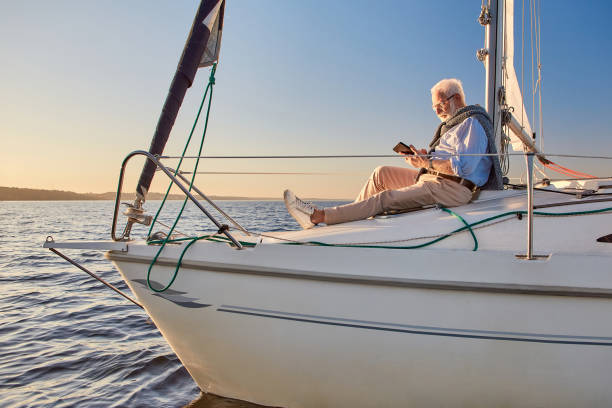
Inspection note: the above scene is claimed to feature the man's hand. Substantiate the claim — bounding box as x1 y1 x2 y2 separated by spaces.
405 148 428 168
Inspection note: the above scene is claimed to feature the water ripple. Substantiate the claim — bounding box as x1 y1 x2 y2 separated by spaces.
0 200 346 407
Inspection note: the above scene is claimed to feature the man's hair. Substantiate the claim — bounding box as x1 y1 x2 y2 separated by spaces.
431 78 466 105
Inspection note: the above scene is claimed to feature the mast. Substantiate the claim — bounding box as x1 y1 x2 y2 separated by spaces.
483 0 504 154
134 0 224 207
485 0 540 259
484 0 540 155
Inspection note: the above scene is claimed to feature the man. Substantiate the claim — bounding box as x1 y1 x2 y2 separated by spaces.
284 78 502 229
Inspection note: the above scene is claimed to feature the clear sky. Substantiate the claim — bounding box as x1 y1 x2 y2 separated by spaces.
2 0 611 199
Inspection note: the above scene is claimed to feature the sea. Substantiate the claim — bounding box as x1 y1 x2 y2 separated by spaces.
0 199 347 408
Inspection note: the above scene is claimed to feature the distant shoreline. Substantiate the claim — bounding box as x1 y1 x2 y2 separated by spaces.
0 187 347 201
0 186 273 201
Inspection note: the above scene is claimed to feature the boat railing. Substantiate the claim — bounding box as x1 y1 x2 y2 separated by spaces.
111 150 244 249
113 150 611 255
517 153 537 260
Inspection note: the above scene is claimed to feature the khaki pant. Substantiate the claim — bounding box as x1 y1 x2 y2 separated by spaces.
324 166 473 225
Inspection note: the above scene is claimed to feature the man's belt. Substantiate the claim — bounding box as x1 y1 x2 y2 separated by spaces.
421 169 478 192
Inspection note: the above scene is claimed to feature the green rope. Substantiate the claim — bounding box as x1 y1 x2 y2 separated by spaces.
276 205 612 250
141 205 611 294
145 195 612 291
160 235 213 290
534 207 612 216
146 64 217 293
147 63 217 238
439 206 478 251
148 235 257 247
154 206 612 251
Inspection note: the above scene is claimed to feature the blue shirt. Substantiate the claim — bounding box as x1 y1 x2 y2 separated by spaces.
430 117 492 186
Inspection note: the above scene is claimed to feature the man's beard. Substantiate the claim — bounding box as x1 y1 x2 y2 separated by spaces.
437 105 457 121
437 112 451 121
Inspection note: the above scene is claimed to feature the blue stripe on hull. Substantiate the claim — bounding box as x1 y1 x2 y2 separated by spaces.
217 308 612 346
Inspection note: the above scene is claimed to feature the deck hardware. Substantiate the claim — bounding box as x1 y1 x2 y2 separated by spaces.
48 247 143 309
477 48 489 61
478 4 491 25
122 202 153 226
111 150 244 249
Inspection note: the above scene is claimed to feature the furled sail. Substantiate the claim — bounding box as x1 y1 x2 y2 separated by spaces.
502 0 534 151
199 0 224 68
135 0 225 203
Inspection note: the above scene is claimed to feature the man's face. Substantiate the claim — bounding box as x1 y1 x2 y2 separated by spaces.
432 91 455 121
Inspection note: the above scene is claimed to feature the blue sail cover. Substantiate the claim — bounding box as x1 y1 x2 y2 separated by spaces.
135 0 225 202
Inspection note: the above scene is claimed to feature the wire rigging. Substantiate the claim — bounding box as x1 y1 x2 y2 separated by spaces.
536 0 544 151
146 64 218 293
156 152 612 160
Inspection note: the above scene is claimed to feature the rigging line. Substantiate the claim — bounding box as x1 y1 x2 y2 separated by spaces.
494 3 508 178
292 208 612 248
158 153 612 160
541 165 575 179
494 85 508 176
252 208 612 249
340 217 514 246
529 0 543 151
173 171 344 175
545 161 596 178
147 68 214 238
440 207 478 251
534 198 612 210
543 154 612 160
257 216 516 247
158 207 612 249
147 64 218 293
506 184 609 196
537 0 544 151
521 0 526 132
530 0 536 129
543 161 596 179
542 176 612 182
161 154 409 159
498 5 510 179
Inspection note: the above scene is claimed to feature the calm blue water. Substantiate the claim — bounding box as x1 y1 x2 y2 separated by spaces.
0 200 346 408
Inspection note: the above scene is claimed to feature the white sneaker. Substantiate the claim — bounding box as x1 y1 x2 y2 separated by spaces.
283 189 317 229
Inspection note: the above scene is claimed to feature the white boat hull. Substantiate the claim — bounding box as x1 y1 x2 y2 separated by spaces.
109 234 612 407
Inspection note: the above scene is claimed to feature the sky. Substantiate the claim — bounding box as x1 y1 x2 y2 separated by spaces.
2 0 612 199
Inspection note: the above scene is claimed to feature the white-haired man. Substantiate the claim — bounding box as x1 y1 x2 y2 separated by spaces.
284 78 503 229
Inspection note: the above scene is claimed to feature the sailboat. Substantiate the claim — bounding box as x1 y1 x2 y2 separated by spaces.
45 0 612 406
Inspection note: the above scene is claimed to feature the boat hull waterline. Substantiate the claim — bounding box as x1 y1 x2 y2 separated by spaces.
109 240 612 407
